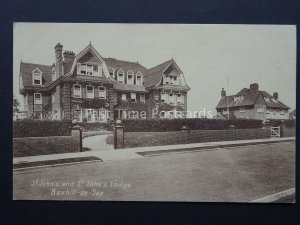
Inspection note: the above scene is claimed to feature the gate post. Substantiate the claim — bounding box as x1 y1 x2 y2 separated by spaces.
113 120 124 149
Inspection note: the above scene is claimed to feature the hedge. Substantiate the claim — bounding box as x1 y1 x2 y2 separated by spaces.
121 118 263 132
13 119 72 138
78 122 112 132
266 119 296 127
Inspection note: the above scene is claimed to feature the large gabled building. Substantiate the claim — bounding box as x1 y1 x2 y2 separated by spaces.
216 83 290 121
19 42 190 122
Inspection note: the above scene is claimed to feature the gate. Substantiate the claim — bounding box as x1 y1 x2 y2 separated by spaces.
270 126 280 137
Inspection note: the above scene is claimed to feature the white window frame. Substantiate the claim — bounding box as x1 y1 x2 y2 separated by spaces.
73 84 82 98
136 71 143 85
74 109 82 122
32 68 42 85
98 86 106 99
122 93 127 101
161 92 166 103
140 93 145 103
127 70 134 85
99 109 108 122
77 63 101 76
108 67 115 78
117 69 125 84
131 93 137 103
86 85 94 99
169 92 175 104
34 93 42 104
176 93 182 103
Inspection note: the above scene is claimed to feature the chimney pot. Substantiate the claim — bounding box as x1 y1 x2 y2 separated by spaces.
273 92 278 100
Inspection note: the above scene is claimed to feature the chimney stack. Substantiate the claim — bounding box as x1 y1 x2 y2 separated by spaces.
250 83 259 93
55 43 63 77
273 92 278 100
221 88 226 99
63 50 75 64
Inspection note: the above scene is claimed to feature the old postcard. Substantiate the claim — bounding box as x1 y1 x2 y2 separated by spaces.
13 23 296 202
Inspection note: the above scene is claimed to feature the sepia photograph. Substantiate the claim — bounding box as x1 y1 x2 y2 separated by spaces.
13 23 296 202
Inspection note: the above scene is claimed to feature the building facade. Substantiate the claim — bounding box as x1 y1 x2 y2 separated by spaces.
216 83 290 121
19 43 190 122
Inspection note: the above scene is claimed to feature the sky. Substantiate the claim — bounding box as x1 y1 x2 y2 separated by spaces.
13 23 296 115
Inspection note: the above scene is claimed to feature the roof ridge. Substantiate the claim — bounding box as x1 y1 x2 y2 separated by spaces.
21 61 52 67
147 59 172 72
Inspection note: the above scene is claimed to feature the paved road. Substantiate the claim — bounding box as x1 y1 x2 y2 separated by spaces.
13 142 295 202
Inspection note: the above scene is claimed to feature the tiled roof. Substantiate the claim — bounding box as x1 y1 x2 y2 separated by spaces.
216 89 289 109
70 75 114 83
20 62 52 88
104 58 147 74
144 60 172 88
113 83 148 93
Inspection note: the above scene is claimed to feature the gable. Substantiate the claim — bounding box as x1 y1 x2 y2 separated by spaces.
78 51 102 64
164 64 180 76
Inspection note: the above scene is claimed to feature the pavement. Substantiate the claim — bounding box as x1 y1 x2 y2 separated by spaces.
13 140 295 202
13 137 295 165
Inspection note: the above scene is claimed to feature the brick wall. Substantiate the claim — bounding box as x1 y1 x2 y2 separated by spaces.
62 84 71 119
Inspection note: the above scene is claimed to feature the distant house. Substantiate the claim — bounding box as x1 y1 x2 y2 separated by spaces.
19 42 190 122
216 83 290 121
289 109 296 119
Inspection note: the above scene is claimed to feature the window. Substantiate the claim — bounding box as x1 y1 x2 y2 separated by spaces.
73 84 82 98
108 67 115 78
73 109 82 122
127 70 134 85
86 85 94 99
34 93 42 104
169 93 175 104
131 93 136 103
122 93 127 101
161 92 166 103
99 109 107 122
32 69 42 85
163 75 170 85
239 107 245 113
77 63 101 76
257 106 264 113
98 86 106 99
136 71 143 85
177 93 182 103
117 69 125 84
140 94 145 103
173 76 178 85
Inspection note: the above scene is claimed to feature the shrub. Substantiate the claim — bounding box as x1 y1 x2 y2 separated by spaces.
121 118 263 132
13 119 72 138
266 119 296 127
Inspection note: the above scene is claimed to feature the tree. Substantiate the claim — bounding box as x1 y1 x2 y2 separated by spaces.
13 97 20 113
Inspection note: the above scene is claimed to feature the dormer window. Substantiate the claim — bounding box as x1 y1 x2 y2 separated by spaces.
127 70 134 85
32 68 42 85
108 67 115 78
77 63 101 76
136 71 143 85
117 69 125 84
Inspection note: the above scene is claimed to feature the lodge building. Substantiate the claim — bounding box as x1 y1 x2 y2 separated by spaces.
19 42 190 122
216 83 290 121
